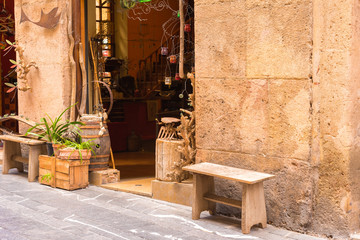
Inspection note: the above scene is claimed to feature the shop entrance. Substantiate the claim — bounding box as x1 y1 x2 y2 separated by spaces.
86 0 194 195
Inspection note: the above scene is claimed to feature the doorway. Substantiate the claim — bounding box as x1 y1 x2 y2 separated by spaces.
86 0 194 195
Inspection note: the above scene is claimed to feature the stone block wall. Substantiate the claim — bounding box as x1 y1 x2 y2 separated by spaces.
195 0 360 238
15 0 72 131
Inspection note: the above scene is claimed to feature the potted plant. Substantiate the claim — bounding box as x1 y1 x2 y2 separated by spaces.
38 138 95 191
25 104 83 156
57 137 95 163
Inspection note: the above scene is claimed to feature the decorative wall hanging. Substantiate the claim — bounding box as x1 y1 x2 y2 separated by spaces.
20 7 61 29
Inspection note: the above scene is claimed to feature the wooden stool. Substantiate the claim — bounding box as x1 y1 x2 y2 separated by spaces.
183 162 275 234
0 135 46 182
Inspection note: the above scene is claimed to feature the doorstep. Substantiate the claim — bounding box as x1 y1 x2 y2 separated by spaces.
101 177 154 197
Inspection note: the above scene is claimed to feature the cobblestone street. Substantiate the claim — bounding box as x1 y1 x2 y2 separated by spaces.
0 166 326 240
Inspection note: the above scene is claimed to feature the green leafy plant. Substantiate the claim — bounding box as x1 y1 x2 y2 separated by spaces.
25 104 83 143
59 136 96 163
41 173 54 183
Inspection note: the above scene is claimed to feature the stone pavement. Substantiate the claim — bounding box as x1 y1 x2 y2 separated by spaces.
0 167 326 240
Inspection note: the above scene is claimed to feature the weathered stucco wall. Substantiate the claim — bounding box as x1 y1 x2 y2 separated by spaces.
195 0 360 238
15 0 72 132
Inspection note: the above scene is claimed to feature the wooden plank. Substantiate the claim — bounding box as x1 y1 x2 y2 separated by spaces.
0 135 45 145
39 168 53 186
56 179 70 190
203 193 242 209
39 155 53 169
39 168 52 176
183 162 275 184
56 172 70 181
55 158 70 174
68 159 90 167
11 155 28 164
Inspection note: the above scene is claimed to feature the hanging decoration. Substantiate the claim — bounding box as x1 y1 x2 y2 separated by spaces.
184 23 191 33
161 46 168 55
169 55 177 64
164 76 171 85
175 73 180 81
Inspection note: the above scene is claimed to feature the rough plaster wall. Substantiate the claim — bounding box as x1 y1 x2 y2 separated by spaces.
195 0 358 237
349 0 360 235
195 0 313 232
15 0 71 133
311 0 359 237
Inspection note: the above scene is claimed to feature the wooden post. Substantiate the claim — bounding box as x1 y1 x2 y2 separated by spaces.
241 182 267 234
28 145 41 182
192 174 215 219
179 0 185 78
2 141 22 174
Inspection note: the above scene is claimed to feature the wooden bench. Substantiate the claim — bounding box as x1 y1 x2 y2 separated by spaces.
0 135 46 182
183 162 275 234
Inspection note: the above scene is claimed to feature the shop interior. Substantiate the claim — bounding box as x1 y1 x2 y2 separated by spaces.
87 0 194 195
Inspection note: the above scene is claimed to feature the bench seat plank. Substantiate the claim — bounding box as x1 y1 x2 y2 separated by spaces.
0 135 45 146
183 162 275 184
204 193 242 209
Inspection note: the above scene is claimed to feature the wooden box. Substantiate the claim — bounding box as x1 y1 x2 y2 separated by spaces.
38 155 90 190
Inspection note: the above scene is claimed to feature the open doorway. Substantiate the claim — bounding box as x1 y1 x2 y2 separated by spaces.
86 0 194 195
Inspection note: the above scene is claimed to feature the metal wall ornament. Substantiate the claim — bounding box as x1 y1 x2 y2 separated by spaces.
20 7 61 29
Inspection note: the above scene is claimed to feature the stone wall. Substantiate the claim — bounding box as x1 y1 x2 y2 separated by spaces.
195 0 360 238
15 0 72 132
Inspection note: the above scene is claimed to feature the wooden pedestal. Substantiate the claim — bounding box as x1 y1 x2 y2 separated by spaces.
39 155 89 190
155 139 184 181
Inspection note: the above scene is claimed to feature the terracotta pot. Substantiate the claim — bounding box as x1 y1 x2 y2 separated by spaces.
52 143 65 157
57 148 92 160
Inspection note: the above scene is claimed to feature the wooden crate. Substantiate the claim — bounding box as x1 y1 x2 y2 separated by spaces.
38 155 90 190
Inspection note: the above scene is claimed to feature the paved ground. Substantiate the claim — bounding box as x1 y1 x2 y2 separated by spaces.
0 167 326 240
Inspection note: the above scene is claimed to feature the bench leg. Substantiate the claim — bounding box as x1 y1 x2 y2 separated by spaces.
28 145 41 182
2 140 22 174
192 174 215 220
241 182 267 234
